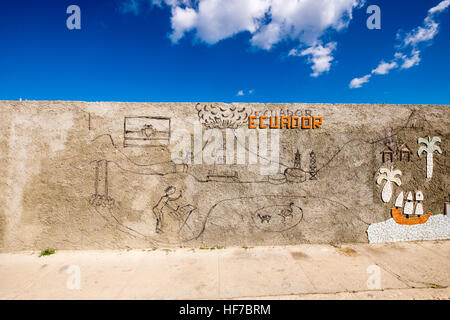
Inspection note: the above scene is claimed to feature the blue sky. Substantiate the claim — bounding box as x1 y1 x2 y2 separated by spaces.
0 0 449 104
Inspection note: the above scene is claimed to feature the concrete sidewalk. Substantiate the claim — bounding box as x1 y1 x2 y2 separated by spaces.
0 241 449 300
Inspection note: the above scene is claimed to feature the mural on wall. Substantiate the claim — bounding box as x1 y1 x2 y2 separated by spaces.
67 105 450 247
380 143 413 163
73 103 376 247
124 116 171 147
4 101 448 251
83 108 447 246
417 136 442 179
390 190 431 225
252 202 304 232
195 103 251 129
81 132 196 243
367 130 449 244
192 194 349 244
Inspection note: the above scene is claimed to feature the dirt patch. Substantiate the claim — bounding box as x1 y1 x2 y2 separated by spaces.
389 243 408 251
338 247 359 257
290 251 309 260
366 246 386 255
195 283 207 291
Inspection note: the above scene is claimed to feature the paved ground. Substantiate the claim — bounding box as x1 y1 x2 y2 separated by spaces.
0 240 449 300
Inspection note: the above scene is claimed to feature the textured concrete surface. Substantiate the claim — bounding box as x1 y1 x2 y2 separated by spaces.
0 241 449 300
0 101 448 251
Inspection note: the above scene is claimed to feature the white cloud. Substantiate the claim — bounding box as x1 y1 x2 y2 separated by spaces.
291 42 337 77
288 48 299 56
169 0 272 45
158 0 362 48
403 17 438 47
349 0 449 88
249 0 360 49
131 0 364 77
236 89 255 96
170 6 198 42
371 61 398 75
397 50 421 69
349 74 371 88
429 0 450 14
401 0 449 48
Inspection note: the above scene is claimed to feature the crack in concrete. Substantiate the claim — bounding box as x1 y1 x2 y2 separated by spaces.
416 242 450 261
353 243 449 289
294 261 318 292
224 286 449 300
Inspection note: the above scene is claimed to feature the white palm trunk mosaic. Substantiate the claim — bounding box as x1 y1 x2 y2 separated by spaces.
376 166 402 203
418 136 442 179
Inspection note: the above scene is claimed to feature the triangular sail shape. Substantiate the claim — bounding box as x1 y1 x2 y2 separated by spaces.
415 191 424 201
395 192 404 208
404 200 414 215
415 203 424 216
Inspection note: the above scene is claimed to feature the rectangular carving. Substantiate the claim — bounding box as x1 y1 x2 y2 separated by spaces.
123 116 171 147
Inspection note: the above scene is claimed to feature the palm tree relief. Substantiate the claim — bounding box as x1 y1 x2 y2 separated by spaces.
376 166 402 203
418 136 442 179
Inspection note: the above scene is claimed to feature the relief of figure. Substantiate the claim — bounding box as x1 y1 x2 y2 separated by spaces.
152 186 197 234
153 186 181 233
89 160 115 209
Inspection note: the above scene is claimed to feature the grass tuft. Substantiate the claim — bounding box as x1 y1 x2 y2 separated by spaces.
199 246 225 250
39 249 56 257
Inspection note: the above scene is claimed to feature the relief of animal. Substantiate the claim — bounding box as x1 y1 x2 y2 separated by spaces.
257 214 272 223
278 202 295 222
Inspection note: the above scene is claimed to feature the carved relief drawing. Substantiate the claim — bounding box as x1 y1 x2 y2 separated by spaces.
1 102 447 250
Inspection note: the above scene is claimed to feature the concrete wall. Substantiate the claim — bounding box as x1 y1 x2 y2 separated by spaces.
0 101 448 251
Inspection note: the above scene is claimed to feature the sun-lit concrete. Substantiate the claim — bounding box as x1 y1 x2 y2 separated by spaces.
0 241 448 300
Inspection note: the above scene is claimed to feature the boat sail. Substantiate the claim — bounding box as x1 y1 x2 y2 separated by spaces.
391 190 431 225
403 192 414 215
414 191 424 216
394 192 404 208
415 203 424 215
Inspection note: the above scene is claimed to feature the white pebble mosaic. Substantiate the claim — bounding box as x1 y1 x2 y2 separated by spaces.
367 214 450 243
